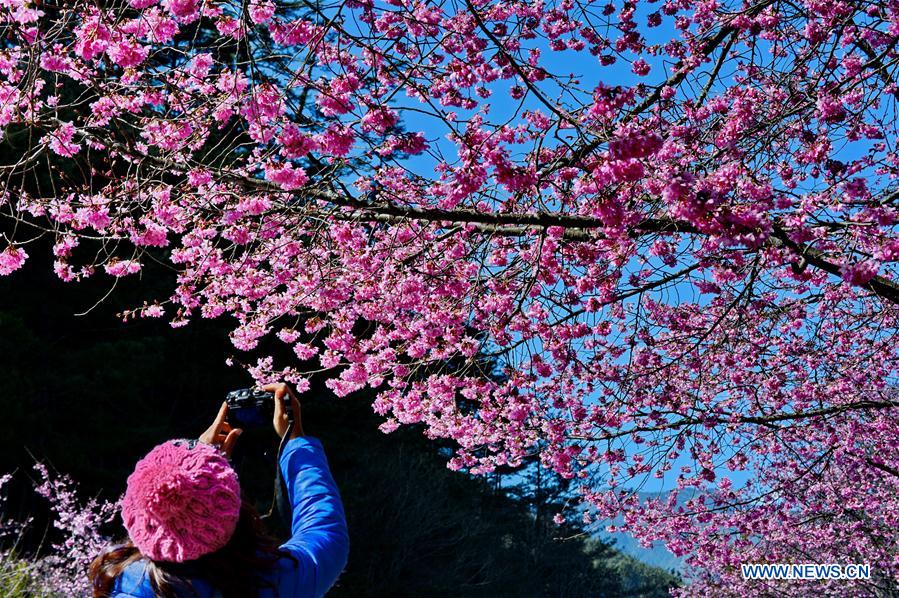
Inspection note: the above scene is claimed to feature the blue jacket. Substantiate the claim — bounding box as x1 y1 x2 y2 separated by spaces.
111 436 349 597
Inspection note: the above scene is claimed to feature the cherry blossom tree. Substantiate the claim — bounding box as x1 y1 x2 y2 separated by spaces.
1 0 898 592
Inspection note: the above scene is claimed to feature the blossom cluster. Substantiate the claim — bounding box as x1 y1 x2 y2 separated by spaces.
0 466 118 596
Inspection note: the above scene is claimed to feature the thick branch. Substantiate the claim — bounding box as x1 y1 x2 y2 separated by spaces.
770 223 899 305
59 123 899 306
322 194 899 305
576 399 899 442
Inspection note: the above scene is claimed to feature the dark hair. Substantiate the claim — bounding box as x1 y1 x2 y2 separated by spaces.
89 498 295 597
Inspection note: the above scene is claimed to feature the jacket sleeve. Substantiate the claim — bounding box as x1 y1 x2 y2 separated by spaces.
276 436 349 598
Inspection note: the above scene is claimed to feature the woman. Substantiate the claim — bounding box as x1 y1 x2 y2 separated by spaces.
89 383 349 597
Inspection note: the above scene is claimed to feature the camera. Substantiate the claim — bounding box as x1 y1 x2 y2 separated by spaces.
225 387 293 429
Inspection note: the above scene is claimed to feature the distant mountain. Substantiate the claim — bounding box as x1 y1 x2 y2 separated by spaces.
600 530 684 573
590 489 696 574
604 550 683 597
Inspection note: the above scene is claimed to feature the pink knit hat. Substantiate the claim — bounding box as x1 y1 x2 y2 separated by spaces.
121 439 241 563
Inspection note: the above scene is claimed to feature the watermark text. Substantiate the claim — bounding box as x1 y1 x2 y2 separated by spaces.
741 563 870 580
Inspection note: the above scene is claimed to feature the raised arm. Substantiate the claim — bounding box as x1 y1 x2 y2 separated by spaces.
263 383 349 598
278 436 349 596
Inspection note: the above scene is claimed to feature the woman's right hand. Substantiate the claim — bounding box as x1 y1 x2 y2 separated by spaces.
263 382 305 439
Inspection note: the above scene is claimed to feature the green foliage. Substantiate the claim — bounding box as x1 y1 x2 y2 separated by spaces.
0 552 49 598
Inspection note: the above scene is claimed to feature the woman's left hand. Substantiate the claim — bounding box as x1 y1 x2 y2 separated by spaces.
199 401 242 457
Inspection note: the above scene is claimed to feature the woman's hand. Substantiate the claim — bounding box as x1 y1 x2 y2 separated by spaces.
263 382 304 439
199 402 242 457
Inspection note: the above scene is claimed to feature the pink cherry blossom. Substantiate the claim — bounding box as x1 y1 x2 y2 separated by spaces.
47 122 80 157
106 39 148 68
249 0 276 24
631 58 650 76
265 162 308 190
163 0 199 22
361 106 398 135
0 246 27 275
104 259 142 277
